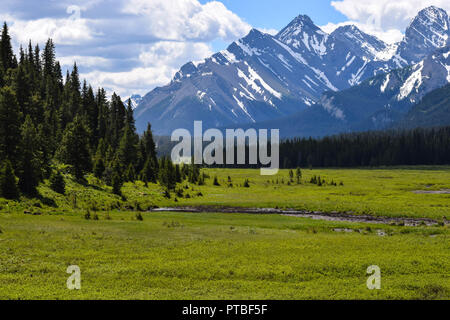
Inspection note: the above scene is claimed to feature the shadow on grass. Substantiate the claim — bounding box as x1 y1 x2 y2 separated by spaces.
21 192 58 208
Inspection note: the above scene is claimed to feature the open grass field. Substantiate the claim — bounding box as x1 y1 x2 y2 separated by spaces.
0 167 449 299
170 167 450 220
3 167 449 220
0 210 448 300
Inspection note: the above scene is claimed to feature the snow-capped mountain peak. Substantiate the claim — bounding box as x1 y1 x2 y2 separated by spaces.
398 6 449 63
329 25 388 59
128 94 142 109
277 14 321 37
134 7 450 136
276 15 328 56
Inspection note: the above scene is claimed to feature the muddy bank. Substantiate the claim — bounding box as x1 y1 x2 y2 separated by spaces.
150 207 443 227
413 189 450 194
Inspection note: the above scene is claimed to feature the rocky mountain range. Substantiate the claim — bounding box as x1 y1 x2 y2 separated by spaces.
244 46 449 137
134 6 450 137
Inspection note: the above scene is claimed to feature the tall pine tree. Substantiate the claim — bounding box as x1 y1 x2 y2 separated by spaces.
17 116 42 195
0 22 17 71
0 86 21 164
57 116 91 181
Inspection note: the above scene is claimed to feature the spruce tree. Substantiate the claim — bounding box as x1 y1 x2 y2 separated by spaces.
141 157 156 184
126 99 136 132
0 160 19 199
85 85 97 146
17 116 41 195
175 164 182 183
33 45 41 74
96 88 108 143
0 86 21 164
159 157 176 191
109 93 126 148
125 163 136 183
142 123 158 177
112 172 123 196
57 116 91 181
93 157 106 179
116 124 138 171
0 23 17 71
42 39 56 78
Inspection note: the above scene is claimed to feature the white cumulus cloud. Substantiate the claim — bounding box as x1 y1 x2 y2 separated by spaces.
7 16 94 45
2 0 251 97
122 0 251 42
326 0 450 43
139 42 213 67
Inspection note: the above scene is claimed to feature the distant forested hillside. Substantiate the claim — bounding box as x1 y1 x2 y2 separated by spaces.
399 84 450 129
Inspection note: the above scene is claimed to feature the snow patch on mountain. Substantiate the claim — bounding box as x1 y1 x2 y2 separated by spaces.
380 74 390 93
128 94 142 109
398 61 424 101
320 96 345 120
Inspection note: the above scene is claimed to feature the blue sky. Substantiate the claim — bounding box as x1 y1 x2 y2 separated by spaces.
200 0 347 32
200 0 348 52
1 0 448 97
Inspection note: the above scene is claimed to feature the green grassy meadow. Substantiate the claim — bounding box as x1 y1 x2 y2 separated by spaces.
0 167 449 299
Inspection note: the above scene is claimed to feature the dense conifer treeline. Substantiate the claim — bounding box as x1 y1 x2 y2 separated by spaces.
204 126 450 169
279 127 450 168
0 23 193 198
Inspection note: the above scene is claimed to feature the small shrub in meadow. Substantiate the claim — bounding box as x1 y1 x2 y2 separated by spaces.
289 169 294 182
176 188 184 197
71 193 78 209
296 168 302 184
197 175 205 186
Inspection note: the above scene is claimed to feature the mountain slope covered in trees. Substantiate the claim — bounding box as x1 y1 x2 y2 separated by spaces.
399 84 450 129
